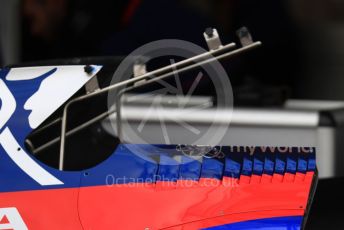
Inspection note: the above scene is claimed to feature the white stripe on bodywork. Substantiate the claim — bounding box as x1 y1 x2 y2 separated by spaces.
6 66 63 81
0 127 63 185
0 207 28 230
13 65 101 129
0 80 16 130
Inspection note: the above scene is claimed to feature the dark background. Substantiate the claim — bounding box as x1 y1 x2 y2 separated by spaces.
1 1 344 229
1 0 344 101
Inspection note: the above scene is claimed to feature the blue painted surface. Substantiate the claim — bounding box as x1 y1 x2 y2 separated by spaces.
157 155 180 182
275 152 286 175
80 144 158 186
203 216 303 230
201 158 224 180
286 153 297 174
297 155 308 174
252 153 264 176
308 149 316 172
263 153 275 176
179 156 201 180
241 154 253 177
224 148 242 178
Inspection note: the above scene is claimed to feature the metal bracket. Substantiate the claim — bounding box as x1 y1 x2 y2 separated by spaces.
56 28 261 170
203 27 223 50
236 27 254 47
84 65 100 94
85 76 100 94
133 57 148 86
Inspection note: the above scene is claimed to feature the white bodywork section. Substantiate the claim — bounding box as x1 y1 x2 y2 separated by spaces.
0 65 101 185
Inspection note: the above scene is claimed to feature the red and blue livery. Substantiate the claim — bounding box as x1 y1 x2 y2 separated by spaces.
0 66 317 229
